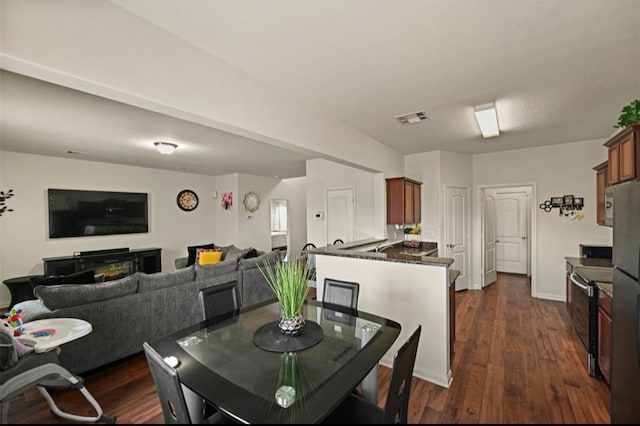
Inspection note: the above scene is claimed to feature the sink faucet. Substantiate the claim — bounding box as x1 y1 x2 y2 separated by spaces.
374 243 388 253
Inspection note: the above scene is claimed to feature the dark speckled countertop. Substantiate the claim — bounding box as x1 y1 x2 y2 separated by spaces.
309 239 453 267
598 282 613 298
565 256 614 269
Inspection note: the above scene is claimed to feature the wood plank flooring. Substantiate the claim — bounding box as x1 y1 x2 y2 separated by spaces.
5 273 610 423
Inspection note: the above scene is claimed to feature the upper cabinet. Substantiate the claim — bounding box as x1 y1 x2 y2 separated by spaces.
593 161 608 226
605 124 639 185
386 177 422 225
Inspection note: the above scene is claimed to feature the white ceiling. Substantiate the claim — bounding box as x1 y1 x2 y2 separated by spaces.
2 0 639 176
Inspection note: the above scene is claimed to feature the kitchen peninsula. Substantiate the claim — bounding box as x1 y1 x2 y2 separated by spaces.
309 238 456 388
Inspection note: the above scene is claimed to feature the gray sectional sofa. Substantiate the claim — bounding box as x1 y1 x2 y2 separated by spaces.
14 248 282 374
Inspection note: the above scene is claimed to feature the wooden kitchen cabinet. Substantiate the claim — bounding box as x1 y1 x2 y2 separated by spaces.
593 161 609 225
605 124 639 185
598 289 613 385
386 177 423 225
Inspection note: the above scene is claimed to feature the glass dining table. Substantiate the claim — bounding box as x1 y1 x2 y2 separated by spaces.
147 298 401 424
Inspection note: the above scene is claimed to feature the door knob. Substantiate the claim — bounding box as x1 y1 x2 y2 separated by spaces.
522 236 526 240
496 240 501 243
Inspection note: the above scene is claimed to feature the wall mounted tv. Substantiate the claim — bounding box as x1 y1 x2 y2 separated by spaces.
48 189 149 238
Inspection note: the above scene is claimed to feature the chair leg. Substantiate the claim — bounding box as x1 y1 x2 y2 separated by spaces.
360 323 382 404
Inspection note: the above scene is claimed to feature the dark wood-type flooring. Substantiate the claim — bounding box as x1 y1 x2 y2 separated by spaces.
5 273 611 423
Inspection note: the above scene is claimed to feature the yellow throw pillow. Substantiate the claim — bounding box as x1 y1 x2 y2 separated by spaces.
198 250 222 265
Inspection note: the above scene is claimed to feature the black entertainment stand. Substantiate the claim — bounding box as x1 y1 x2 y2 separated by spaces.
43 247 162 281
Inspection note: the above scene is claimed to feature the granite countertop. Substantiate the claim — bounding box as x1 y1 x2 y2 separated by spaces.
308 239 453 267
450 269 461 284
565 256 614 269
597 282 613 299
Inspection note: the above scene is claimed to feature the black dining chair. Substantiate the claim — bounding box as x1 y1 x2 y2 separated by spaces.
143 342 232 424
322 325 422 424
301 243 317 281
323 278 360 310
332 239 345 245
198 280 240 322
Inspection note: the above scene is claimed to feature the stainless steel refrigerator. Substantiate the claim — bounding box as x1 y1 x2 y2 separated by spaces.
612 180 640 423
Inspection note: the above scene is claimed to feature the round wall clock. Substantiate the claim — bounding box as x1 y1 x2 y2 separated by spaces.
177 189 199 211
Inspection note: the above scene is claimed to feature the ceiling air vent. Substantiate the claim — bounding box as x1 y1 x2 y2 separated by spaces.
64 149 88 156
394 111 431 126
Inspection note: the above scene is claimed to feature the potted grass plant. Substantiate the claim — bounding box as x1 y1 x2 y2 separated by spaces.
259 256 310 336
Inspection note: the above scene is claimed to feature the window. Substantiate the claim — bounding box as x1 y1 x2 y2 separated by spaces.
271 200 288 233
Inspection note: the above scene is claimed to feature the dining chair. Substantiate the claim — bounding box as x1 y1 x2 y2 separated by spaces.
198 280 240 322
332 239 345 245
323 278 360 310
301 243 317 281
322 325 422 424
142 342 232 424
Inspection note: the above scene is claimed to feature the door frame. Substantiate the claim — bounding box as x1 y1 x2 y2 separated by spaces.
476 183 537 297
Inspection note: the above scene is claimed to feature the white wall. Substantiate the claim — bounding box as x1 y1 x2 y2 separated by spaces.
306 159 377 247
213 174 239 247
1 0 404 178
0 152 218 307
473 139 612 300
237 173 280 252
405 151 441 243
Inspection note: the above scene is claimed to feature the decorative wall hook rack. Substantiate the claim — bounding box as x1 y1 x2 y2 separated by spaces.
539 195 584 219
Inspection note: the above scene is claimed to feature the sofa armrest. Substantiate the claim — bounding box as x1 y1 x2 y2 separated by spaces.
175 257 188 269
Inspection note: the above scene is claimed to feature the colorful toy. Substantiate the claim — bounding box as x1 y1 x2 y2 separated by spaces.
3 308 26 336
0 318 34 361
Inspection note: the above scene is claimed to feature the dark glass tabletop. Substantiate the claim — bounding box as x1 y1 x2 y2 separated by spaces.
149 299 401 424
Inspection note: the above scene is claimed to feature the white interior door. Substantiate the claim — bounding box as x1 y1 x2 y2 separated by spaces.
495 192 527 274
326 188 354 245
445 187 469 291
483 191 497 287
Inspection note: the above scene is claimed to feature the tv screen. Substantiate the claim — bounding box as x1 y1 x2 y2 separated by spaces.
48 189 149 238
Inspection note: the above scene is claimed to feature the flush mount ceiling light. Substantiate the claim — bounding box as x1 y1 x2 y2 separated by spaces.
154 141 178 155
474 103 500 138
395 110 431 126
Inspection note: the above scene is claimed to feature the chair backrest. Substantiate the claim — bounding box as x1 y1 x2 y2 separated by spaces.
332 239 344 245
198 280 240 322
382 325 422 424
301 243 317 280
323 278 360 310
143 342 193 424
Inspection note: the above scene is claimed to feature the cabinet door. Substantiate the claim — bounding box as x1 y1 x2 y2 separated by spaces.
413 183 421 224
386 178 405 224
619 134 636 182
596 169 606 225
404 180 414 224
608 143 620 184
598 305 612 385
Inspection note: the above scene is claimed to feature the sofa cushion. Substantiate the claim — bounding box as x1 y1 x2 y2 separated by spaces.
34 273 140 310
138 266 196 293
238 249 280 271
216 244 243 261
187 243 216 266
195 258 238 280
29 269 96 289
238 247 258 260
196 248 222 265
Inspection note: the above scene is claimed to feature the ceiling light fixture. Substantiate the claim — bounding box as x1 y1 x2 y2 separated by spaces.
474 103 500 138
154 141 178 155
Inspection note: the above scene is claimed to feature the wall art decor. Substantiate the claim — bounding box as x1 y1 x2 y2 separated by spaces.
222 192 233 210
539 194 584 219
0 189 15 217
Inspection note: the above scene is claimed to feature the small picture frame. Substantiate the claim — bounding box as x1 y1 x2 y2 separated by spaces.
563 195 574 207
573 197 584 209
550 197 564 207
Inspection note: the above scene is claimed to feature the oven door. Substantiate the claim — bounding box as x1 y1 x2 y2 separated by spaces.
570 272 599 376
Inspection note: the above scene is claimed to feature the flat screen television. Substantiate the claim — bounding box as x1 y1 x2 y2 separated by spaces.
48 189 149 238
